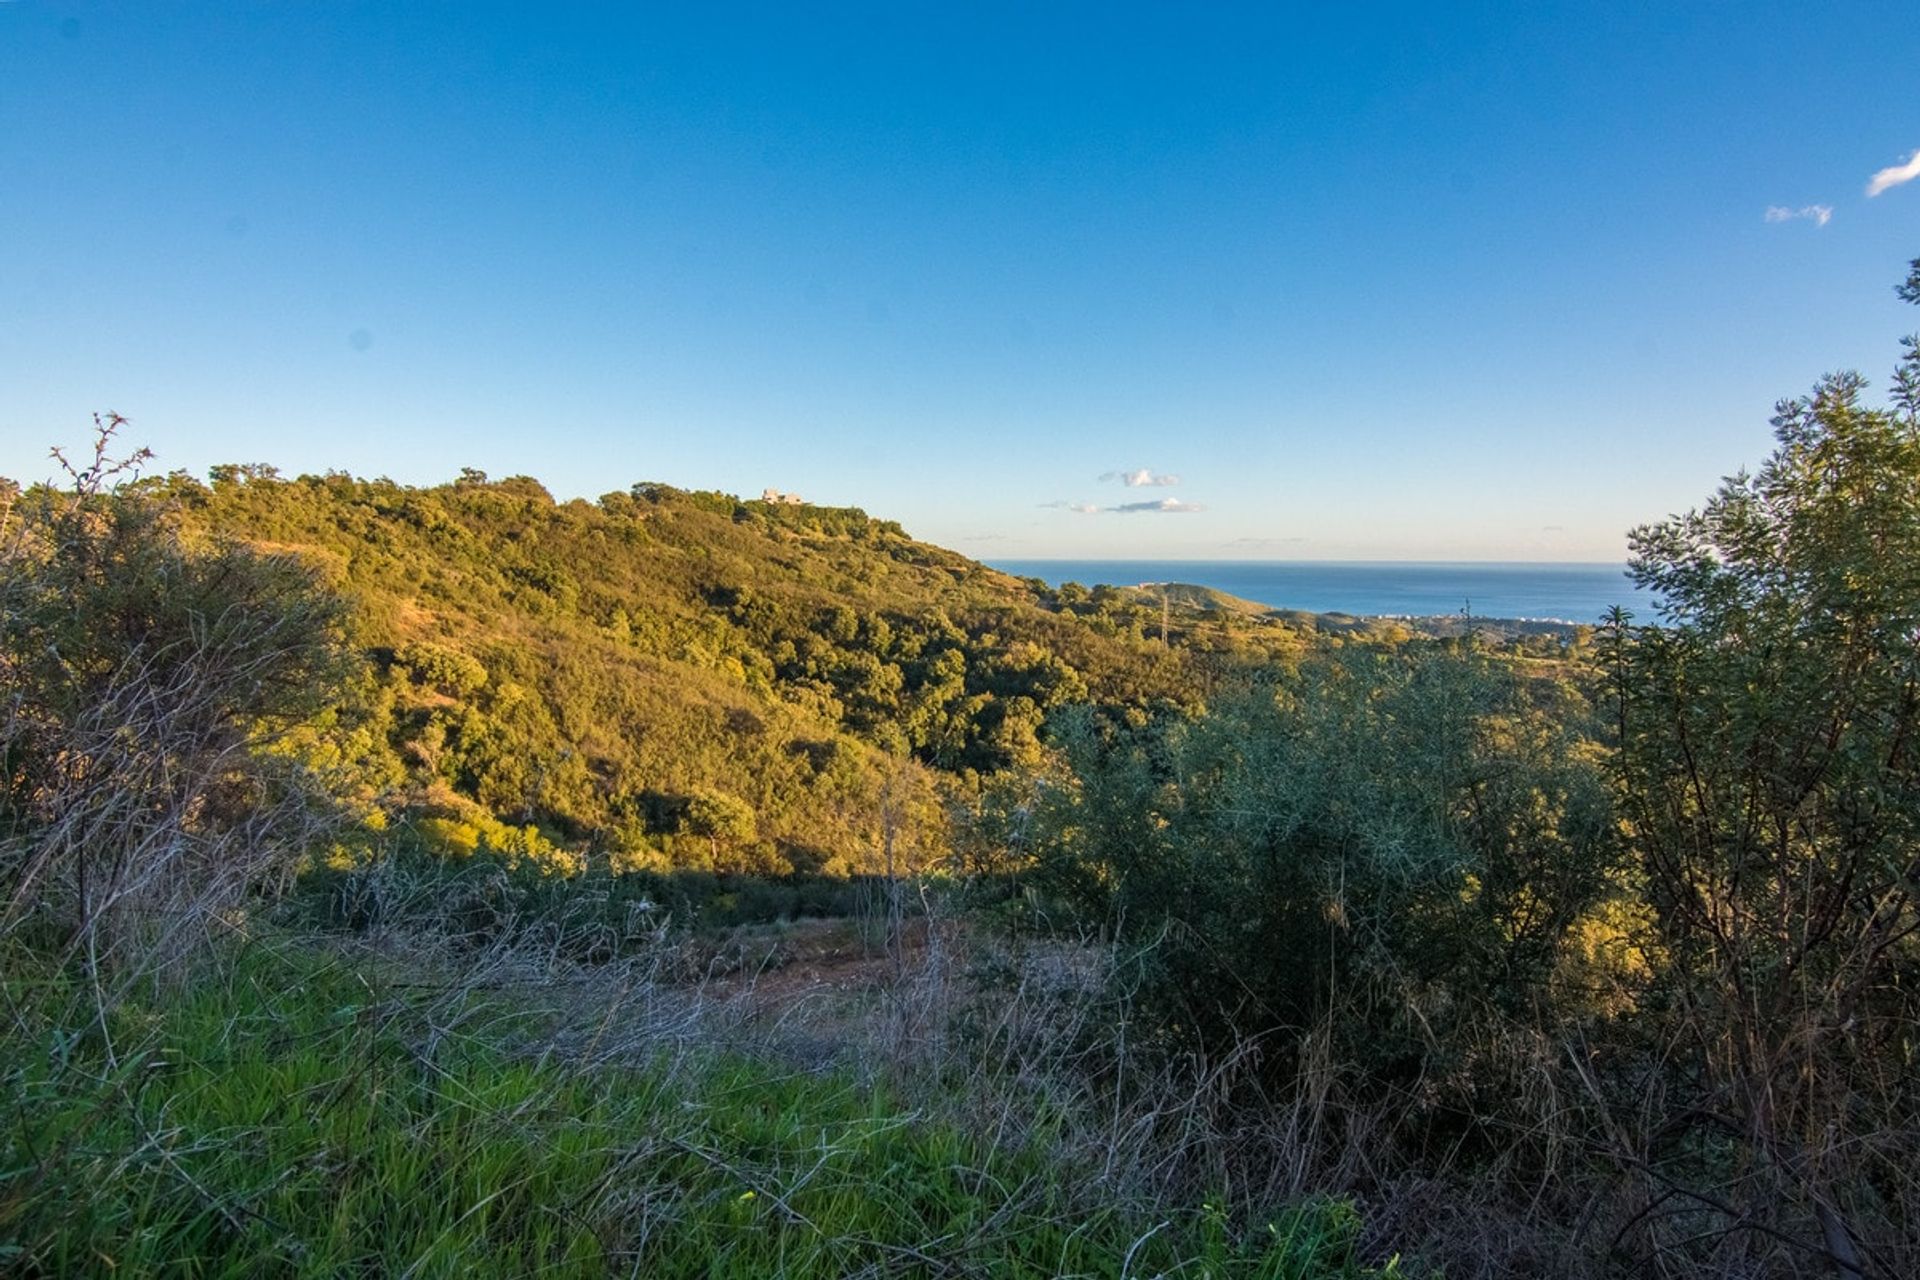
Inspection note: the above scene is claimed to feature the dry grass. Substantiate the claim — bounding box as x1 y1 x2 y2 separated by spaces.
0 867 1401 1277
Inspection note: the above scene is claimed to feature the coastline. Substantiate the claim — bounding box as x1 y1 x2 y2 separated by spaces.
990 559 1650 626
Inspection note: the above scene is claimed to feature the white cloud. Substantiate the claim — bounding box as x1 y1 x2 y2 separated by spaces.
1098 468 1181 487
1043 497 1203 514
1113 498 1205 514
1866 148 1920 197
1764 204 1832 227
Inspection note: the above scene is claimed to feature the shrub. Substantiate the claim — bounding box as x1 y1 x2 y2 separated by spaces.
1023 643 1616 1130
0 419 351 975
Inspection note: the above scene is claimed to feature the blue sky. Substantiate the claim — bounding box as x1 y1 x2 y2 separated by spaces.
3 2 1916 560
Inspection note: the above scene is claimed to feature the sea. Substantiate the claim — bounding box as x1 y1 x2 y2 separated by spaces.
987 560 1656 625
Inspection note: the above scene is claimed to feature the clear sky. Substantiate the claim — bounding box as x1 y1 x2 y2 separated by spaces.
3 2 1916 560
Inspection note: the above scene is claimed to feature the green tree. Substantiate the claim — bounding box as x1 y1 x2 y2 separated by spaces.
683 787 756 867
1605 258 1920 1268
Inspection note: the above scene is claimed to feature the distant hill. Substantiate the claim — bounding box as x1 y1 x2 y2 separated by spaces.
1120 581 1587 641
1122 581 1277 618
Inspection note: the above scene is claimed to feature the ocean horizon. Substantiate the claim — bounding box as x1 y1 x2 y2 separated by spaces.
988 560 1657 625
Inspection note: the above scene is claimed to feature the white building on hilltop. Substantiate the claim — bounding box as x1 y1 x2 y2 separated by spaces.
761 488 804 505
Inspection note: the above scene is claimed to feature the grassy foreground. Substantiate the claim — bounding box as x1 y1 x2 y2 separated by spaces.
2 938 1399 1279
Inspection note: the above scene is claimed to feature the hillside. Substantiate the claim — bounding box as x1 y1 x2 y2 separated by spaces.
121 467 1306 874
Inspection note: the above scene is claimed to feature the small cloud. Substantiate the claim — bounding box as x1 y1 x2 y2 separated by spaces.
1764 204 1832 227
1113 498 1205 514
959 533 1007 542
1043 497 1201 514
1866 148 1920 197
1541 524 1566 532
1227 536 1309 548
1098 468 1181 487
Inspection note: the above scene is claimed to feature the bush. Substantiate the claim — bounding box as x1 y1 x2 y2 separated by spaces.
0 419 351 976
1023 643 1616 1128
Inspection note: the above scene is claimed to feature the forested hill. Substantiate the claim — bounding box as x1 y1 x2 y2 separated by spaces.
123 466 1301 874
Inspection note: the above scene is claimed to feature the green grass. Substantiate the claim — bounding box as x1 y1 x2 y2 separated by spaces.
1 942 1401 1278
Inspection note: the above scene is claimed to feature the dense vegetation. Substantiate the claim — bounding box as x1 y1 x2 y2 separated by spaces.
1 260 1916 1276
109 457 1341 878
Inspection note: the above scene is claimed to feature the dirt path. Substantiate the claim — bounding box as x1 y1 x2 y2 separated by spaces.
701 916 934 1009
